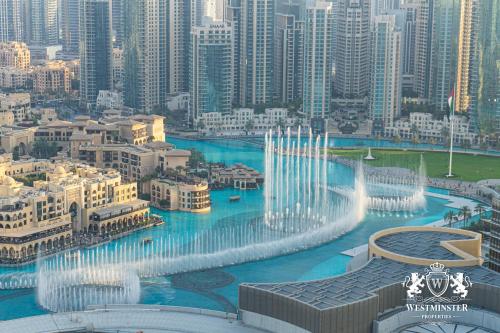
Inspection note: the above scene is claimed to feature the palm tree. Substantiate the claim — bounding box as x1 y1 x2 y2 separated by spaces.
444 210 456 227
459 206 471 228
474 204 486 220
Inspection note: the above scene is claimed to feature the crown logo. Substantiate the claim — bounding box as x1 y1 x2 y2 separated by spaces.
429 262 445 272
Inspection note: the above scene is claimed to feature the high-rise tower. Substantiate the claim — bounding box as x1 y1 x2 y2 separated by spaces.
79 0 113 109
334 0 371 98
240 0 274 106
123 0 168 113
302 1 333 119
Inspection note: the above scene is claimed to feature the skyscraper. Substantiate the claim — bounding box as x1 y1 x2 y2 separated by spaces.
60 0 79 53
190 20 233 121
274 12 304 104
429 0 460 112
79 0 113 109
455 0 478 116
370 11 405 134
399 0 418 89
27 0 58 46
302 1 333 119
413 0 460 112
413 0 432 98
123 0 168 113
240 0 274 106
111 0 123 48
205 0 224 21
334 0 371 99
0 0 24 42
224 0 241 105
168 0 201 94
475 0 499 133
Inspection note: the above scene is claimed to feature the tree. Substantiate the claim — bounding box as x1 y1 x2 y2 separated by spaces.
244 119 254 134
444 210 456 227
393 135 402 144
31 140 59 159
12 147 20 161
188 149 206 169
474 204 486 219
459 206 471 228
197 119 205 130
276 118 285 130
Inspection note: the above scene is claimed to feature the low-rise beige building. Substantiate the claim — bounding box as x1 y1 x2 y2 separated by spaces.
36 115 166 152
0 158 151 264
150 178 210 213
31 61 71 94
0 93 31 123
0 42 30 70
78 143 190 183
0 67 28 88
0 110 14 126
211 163 263 190
0 126 35 154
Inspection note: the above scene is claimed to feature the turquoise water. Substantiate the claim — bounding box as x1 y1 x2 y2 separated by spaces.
0 138 472 319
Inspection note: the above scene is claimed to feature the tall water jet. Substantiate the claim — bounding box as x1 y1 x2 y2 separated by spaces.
2 127 369 312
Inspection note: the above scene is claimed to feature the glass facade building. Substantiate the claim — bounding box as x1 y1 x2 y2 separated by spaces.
123 0 168 113
0 0 23 42
79 0 113 109
240 0 274 106
302 2 333 119
370 11 405 134
190 20 233 121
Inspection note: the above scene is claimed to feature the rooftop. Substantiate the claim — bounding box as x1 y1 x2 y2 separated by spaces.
0 305 266 333
374 230 472 260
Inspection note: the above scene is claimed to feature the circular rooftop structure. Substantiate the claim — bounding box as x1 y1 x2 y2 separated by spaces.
368 226 483 267
2 176 16 186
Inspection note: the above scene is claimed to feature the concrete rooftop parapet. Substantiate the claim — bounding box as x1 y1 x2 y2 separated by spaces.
369 226 484 267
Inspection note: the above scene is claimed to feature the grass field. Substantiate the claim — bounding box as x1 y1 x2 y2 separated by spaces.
329 148 500 182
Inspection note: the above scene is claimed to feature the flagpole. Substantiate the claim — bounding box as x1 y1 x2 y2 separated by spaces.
447 85 455 177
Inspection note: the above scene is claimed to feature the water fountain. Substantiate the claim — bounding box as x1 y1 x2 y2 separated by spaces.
0 128 374 312
364 154 427 213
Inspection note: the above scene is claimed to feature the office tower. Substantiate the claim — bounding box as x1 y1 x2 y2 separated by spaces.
225 0 241 105
413 0 432 98
0 0 24 42
123 0 168 113
275 12 304 104
399 0 418 89
190 20 233 121
372 0 400 19
206 0 224 21
240 0 274 106
27 0 58 46
111 0 122 48
334 0 371 98
302 2 333 119
474 0 499 132
191 0 204 27
168 0 201 94
60 0 79 53
429 0 460 112
79 0 113 109
455 0 478 116
370 11 405 134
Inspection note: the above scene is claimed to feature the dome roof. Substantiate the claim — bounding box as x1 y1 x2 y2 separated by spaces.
54 166 66 175
3 176 16 185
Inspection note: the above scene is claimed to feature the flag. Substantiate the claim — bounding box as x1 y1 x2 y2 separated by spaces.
447 87 455 120
448 88 454 110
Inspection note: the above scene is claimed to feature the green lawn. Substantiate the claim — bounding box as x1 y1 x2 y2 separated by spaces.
329 149 500 182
